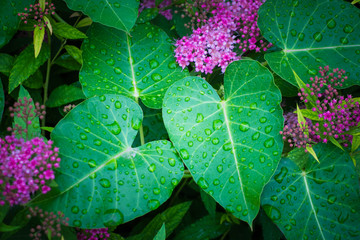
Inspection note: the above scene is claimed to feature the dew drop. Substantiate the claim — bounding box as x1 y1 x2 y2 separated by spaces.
103 209 124 226
239 122 250 132
99 178 111 188
197 177 209 189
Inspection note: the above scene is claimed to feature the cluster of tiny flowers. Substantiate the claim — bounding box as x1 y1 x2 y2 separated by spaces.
139 0 172 20
18 2 55 29
8 97 45 136
281 66 360 149
77 228 111 240
174 0 271 74
0 135 61 206
63 104 76 113
280 111 318 150
27 207 69 240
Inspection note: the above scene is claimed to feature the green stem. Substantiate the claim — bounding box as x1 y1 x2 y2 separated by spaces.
53 12 66 23
183 169 192 178
135 97 145 146
42 30 52 132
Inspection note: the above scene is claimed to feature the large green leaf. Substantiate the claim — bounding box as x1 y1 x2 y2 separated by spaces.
258 0 360 88
46 84 85 108
162 60 284 225
261 143 360 240
9 43 50 92
80 23 188 109
34 94 183 228
63 0 139 33
0 0 34 48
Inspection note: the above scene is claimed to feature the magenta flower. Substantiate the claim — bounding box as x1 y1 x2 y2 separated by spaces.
18 2 55 29
174 0 271 74
77 228 111 240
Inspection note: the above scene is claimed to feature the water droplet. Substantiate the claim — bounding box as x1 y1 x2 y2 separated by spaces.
327 194 337 204
168 158 176 167
265 125 273 134
197 177 209 189
180 149 189 160
103 209 124 226
263 204 281 220
259 117 267 123
113 2 121 8
229 176 235 183
274 167 288 183
94 139 102 146
196 113 204 123
73 220 82 227
149 59 159 69
148 163 156 172
326 19 336 29
153 188 161 195
71 206 79 214
252 132 260 140
298 33 305 41
88 159 96 168
213 119 223 130
239 122 250 132
313 32 323 42
76 142 85 149
99 178 111 188
80 133 87 140
114 67 122 74
147 199 160 210
106 59 115 66
212 138 219 145
93 69 101 75
250 102 257 110
340 37 349 44
223 142 232 151
290 29 297 37
160 176 166 184
72 162 79 168
343 24 354 33
131 117 142 130
217 165 223 173
151 73 162 82
264 138 275 148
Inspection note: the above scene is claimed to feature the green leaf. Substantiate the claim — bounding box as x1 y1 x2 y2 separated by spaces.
40 126 54 133
163 60 284 226
200 189 216 217
258 0 360 88
0 53 14 75
328 136 345 152
0 79 4 121
296 104 307 133
259 209 283 240
52 22 87 40
173 213 231 240
63 0 139 33
34 94 184 228
352 0 360 4
153 223 166 240
0 0 34 48
296 109 322 121
33 26 45 58
64 45 83 65
0 223 21 232
9 43 50 92
128 201 192 240
46 84 85 107
262 143 360 240
351 135 360 152
54 54 81 71
14 86 41 139
75 17 93 28
23 69 43 89
80 23 188 109
0 204 9 223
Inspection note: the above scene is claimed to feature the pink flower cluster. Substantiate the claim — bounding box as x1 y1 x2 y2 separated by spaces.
28 207 69 240
77 228 111 240
281 66 360 150
174 0 271 74
18 2 55 29
0 135 60 206
139 0 172 20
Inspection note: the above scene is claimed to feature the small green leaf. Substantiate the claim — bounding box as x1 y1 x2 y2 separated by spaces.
173 213 231 240
306 146 319 163
40 126 54 133
75 17 93 28
0 223 21 232
39 0 45 10
296 109 322 121
34 94 184 228
43 16 52 34
54 54 81 71
14 86 41 140
9 43 50 92
46 84 85 107
262 143 360 240
23 69 43 89
63 0 139 32
352 0 360 4
293 71 317 109
0 53 14 76
64 45 83 65
128 201 192 240
328 136 345 152
153 224 166 240
296 104 307 133
53 22 87 39
351 135 360 152
0 203 9 223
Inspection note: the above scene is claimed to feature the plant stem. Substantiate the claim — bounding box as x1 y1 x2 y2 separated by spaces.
135 97 145 146
53 12 66 23
42 30 52 132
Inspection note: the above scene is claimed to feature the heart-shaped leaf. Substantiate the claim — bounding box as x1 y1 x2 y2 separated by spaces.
262 144 360 239
63 0 139 33
258 0 360 88
80 23 188 109
162 60 284 225
34 94 183 228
